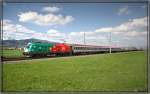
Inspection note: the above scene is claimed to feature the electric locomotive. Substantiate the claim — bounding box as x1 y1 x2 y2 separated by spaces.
51 43 72 55
23 42 54 57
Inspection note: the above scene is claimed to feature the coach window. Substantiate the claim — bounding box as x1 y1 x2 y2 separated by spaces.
79 47 81 50
81 47 83 50
75 47 77 50
80 47 81 50
80 47 82 50
83 47 85 50
76 47 78 50
74 47 76 50
78 47 80 50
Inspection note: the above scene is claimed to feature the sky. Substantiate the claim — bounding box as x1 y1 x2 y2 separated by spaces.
3 3 148 48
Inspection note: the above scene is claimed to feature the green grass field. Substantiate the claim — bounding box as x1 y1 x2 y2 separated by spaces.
3 51 147 91
2 49 24 58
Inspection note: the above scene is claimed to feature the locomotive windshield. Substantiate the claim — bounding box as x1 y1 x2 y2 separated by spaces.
25 43 31 49
26 45 30 48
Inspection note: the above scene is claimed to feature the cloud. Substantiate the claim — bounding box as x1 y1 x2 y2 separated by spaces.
3 19 36 40
2 19 66 42
42 6 60 13
3 16 147 48
117 5 130 15
95 27 113 33
94 16 147 37
67 16 147 46
68 31 108 45
18 11 38 22
47 29 65 37
18 8 74 26
123 31 147 37
113 17 147 36
3 19 35 34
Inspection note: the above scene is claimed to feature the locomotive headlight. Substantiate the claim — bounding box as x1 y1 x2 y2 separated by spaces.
24 48 29 52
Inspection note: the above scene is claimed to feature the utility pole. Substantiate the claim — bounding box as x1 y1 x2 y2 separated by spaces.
64 40 66 43
61 39 66 43
16 27 18 49
84 32 86 45
109 31 111 54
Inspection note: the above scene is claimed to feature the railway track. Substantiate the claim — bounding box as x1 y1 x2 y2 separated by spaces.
1 56 54 61
1 54 77 61
2 57 29 61
1 53 103 61
1 51 139 62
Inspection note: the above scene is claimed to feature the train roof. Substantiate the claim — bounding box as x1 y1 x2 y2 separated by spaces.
69 43 121 48
27 42 54 46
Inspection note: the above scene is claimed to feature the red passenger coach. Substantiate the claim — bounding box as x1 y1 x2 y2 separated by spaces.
51 43 72 55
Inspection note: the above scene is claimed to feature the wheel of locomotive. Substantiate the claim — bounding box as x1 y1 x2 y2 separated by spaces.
44 54 47 57
29 53 35 57
41 53 46 57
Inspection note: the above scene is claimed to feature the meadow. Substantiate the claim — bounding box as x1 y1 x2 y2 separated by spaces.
3 51 147 91
2 49 24 58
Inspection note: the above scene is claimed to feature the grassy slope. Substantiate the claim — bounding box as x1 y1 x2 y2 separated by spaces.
3 51 147 91
3 49 24 57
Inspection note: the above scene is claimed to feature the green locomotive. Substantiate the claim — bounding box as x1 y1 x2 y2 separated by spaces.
23 42 54 57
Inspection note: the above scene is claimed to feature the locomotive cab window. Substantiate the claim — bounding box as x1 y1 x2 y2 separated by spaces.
26 44 30 49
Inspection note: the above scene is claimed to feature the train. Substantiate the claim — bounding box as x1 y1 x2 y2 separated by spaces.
23 42 54 57
23 42 139 57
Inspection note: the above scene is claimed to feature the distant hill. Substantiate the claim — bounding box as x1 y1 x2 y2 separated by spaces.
2 38 58 48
